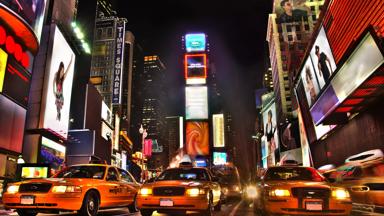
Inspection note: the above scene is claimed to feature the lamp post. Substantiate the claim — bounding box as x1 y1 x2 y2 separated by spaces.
139 124 147 181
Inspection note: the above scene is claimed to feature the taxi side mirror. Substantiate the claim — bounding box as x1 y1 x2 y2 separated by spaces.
212 176 219 182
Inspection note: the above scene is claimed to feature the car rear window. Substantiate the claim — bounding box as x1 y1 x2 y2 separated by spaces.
54 166 106 179
265 167 325 182
157 168 210 181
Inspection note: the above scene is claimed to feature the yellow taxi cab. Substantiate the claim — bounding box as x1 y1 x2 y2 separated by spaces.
137 162 222 216
3 164 140 216
256 165 352 215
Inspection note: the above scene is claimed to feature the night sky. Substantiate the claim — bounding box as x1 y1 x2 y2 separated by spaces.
117 0 273 178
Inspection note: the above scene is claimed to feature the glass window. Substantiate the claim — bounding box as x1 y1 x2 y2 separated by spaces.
54 166 106 179
157 168 210 181
118 169 135 183
107 167 119 181
288 35 293 41
265 167 325 182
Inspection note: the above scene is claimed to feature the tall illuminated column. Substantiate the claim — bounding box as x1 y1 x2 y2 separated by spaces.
183 33 210 166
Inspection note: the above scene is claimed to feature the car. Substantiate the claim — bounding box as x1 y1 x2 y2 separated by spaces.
211 164 242 201
3 164 140 216
325 149 384 214
255 166 352 215
136 164 222 216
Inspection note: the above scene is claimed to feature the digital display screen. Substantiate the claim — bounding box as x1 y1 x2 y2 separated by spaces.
21 166 49 178
185 33 206 52
213 152 227 165
186 122 209 156
185 54 207 80
185 86 208 120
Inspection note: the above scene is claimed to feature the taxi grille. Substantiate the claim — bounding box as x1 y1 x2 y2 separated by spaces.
291 187 330 198
153 187 185 196
19 183 52 193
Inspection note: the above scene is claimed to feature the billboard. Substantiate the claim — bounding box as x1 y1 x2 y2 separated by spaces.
213 114 225 147
280 119 300 152
21 166 49 179
185 86 208 120
300 57 320 107
112 20 126 104
185 33 206 52
213 152 227 165
309 26 337 89
41 25 75 138
185 54 207 80
101 101 112 125
186 122 209 156
274 0 312 24
262 102 279 166
40 136 66 172
1 0 48 41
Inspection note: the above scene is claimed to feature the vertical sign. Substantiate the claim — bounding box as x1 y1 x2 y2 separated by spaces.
213 114 225 147
112 20 126 104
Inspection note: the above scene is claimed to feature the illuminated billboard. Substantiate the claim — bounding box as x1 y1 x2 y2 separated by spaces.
213 114 225 147
274 0 312 24
185 86 208 120
300 57 320 107
186 122 209 156
309 26 337 90
213 152 227 165
41 25 75 138
21 166 49 179
101 101 112 125
185 33 206 52
40 136 66 172
185 54 207 81
112 20 126 104
262 102 279 166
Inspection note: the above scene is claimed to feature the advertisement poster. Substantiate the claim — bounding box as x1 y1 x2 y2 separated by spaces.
186 122 209 156
185 86 208 120
185 33 206 52
41 26 75 138
185 54 207 79
274 0 312 24
40 137 66 172
301 57 320 107
262 102 279 166
213 152 227 165
309 26 337 89
213 114 225 147
280 119 300 152
297 107 311 167
21 167 48 179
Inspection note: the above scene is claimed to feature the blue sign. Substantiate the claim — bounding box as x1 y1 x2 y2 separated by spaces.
195 159 207 167
112 20 126 104
185 34 206 52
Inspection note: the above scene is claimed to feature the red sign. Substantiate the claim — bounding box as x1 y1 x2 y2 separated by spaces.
144 139 153 157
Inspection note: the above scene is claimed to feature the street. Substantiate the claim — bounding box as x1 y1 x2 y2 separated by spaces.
0 199 257 216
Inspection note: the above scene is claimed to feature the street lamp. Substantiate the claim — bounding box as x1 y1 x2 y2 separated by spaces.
139 124 147 182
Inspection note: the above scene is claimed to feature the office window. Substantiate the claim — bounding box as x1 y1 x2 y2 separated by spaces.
297 33 302 41
288 35 293 41
305 24 310 31
286 25 292 32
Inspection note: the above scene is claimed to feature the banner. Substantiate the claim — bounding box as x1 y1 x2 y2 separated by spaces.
112 20 126 104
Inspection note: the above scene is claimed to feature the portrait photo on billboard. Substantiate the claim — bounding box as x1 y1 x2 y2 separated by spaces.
41 25 75 138
301 57 320 107
274 0 312 23
279 119 301 152
262 103 279 166
186 122 209 156
309 26 337 89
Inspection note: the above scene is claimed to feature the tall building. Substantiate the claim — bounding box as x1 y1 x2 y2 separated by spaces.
141 55 167 170
263 67 274 91
266 0 324 124
166 116 184 164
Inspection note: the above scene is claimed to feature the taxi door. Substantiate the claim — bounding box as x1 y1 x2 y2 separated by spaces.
208 170 222 204
105 167 123 207
117 168 139 205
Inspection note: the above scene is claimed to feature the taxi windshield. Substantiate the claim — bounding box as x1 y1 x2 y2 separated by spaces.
157 168 210 181
54 166 106 179
265 167 325 182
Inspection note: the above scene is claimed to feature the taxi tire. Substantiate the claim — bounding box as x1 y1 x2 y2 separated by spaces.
16 210 37 216
127 194 138 213
140 209 153 216
79 190 100 216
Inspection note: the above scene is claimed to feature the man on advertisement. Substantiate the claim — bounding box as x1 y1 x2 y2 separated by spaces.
315 45 333 84
278 0 310 23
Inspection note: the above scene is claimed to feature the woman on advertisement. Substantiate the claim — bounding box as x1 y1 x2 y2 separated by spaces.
265 110 277 166
53 55 73 121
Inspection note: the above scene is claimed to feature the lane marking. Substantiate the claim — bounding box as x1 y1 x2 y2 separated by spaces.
229 200 244 216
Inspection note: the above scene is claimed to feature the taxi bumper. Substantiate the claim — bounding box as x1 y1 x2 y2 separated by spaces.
2 192 83 211
137 195 209 211
264 197 352 215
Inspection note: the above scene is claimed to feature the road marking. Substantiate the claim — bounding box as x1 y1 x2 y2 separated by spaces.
229 200 244 216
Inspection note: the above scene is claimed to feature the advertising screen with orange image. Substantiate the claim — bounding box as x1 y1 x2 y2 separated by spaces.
186 122 209 156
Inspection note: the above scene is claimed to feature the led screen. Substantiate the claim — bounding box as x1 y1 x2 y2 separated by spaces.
41 137 65 172
274 0 312 24
185 33 206 52
185 54 207 80
185 86 208 120
301 57 320 107
186 122 209 156
213 114 225 147
262 102 279 166
309 27 337 90
21 167 48 179
41 26 75 138
213 152 227 165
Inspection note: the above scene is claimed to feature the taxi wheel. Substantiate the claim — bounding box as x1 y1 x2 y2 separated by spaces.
127 194 138 212
140 209 153 216
79 190 100 216
16 210 37 216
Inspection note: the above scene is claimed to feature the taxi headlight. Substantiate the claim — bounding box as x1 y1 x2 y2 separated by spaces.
234 186 240 192
52 185 82 193
139 188 152 196
186 188 205 196
331 188 350 199
6 185 19 194
246 185 258 198
269 189 290 197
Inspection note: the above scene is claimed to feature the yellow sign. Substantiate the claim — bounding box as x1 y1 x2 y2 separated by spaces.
213 114 225 147
0 48 8 92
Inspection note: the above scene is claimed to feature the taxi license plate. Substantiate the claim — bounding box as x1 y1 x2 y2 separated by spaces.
160 198 173 207
20 195 34 205
305 201 322 211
